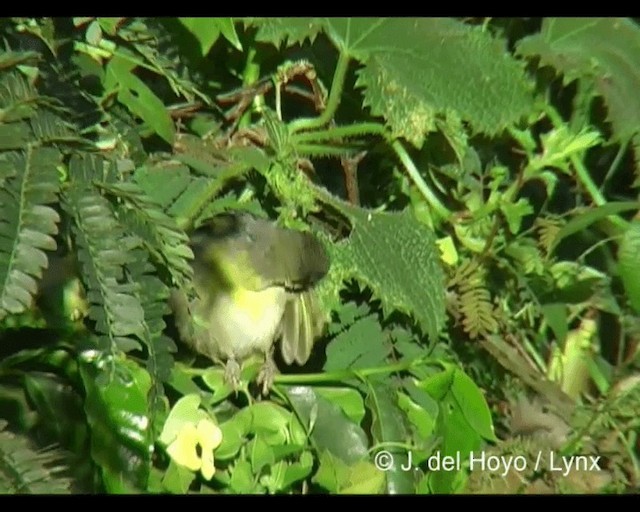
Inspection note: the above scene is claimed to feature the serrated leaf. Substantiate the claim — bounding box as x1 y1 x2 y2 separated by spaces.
248 17 323 47
517 17 640 143
80 354 152 493
325 18 533 146
328 203 446 339
618 219 640 314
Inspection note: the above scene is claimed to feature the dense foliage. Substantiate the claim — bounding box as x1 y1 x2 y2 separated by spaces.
0 17 638 494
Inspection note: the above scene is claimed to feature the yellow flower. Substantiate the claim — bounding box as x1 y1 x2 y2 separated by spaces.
166 418 223 480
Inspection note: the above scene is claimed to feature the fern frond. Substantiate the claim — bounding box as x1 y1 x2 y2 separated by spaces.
29 110 86 145
454 259 498 339
125 255 176 414
62 155 145 355
97 181 193 289
0 71 38 123
535 215 564 257
0 421 72 494
0 147 61 321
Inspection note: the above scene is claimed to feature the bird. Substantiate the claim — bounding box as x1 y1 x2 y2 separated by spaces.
169 212 330 394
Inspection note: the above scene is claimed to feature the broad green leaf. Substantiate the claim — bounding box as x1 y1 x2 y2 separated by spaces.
161 460 195 494
397 391 436 440
618 220 640 314
80 354 153 493
417 367 490 493
450 367 496 442
517 18 640 143
105 56 175 144
313 450 385 494
541 303 569 345
315 387 366 425
286 386 369 464
549 201 640 253
179 18 243 54
366 380 416 494
178 18 221 56
327 202 446 340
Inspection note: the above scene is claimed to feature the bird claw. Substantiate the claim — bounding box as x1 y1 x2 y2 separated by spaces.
224 359 242 391
257 356 278 396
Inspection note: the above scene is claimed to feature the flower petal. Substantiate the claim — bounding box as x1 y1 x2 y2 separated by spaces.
166 423 201 472
197 418 223 451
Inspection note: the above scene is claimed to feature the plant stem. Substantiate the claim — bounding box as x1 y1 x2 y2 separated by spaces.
292 122 386 143
602 138 629 188
289 52 350 133
294 143 365 158
391 139 452 222
274 357 433 385
240 46 261 129
544 104 628 231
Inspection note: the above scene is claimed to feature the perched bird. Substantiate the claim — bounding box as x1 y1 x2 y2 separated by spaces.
170 212 330 394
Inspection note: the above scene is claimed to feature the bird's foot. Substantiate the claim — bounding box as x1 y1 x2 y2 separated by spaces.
257 354 278 396
224 358 242 391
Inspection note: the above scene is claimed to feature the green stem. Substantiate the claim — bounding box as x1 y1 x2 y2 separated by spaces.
274 357 432 385
545 104 628 231
602 138 629 188
289 52 350 133
294 143 365 158
240 46 261 130
292 122 386 143
391 139 452 222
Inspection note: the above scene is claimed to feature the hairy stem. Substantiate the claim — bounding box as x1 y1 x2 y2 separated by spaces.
289 52 350 133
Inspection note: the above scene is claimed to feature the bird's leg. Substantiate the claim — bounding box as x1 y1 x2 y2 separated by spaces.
224 358 242 391
257 349 278 396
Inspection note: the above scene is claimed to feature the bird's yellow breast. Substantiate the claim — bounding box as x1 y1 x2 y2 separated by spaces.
193 286 287 362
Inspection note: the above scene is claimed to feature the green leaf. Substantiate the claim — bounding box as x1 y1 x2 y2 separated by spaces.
0 148 61 320
178 18 242 55
314 387 366 425
339 18 533 145
517 18 640 143
286 386 369 465
366 380 416 494
105 55 175 144
618 220 640 314
449 367 496 442
324 314 388 371
327 203 446 340
80 354 153 493
249 17 323 47
0 422 73 494
549 201 640 253
541 303 569 345
417 366 492 493
313 450 385 494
